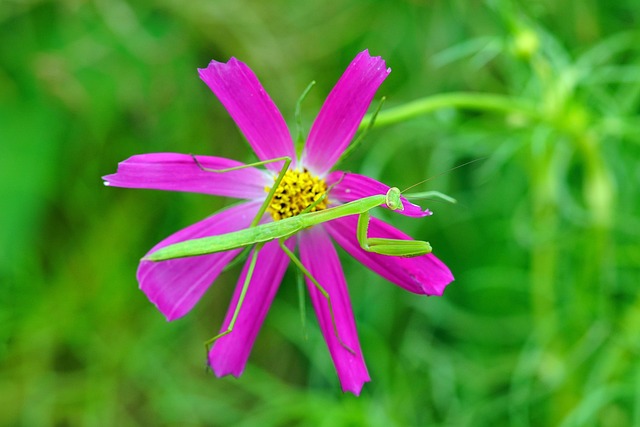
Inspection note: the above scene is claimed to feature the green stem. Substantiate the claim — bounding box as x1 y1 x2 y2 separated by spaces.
360 92 540 129
530 148 559 338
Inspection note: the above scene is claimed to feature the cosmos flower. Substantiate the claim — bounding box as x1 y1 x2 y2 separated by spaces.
103 50 454 395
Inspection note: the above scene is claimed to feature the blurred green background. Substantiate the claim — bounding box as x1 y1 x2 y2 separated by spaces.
2 0 639 425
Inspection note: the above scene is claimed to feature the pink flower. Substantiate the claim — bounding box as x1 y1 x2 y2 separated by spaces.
103 50 453 395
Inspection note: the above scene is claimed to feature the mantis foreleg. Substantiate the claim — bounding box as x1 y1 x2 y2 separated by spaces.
356 210 432 257
278 239 356 355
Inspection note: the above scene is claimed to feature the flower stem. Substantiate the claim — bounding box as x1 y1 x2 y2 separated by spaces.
360 92 540 129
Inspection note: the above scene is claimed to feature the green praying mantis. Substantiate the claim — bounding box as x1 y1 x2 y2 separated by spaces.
145 155 455 353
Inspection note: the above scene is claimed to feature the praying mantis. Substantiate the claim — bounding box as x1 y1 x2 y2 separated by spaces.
145 155 449 353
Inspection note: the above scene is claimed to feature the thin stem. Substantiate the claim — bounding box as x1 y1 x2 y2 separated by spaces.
335 96 386 167
295 80 316 157
296 268 308 341
359 92 541 130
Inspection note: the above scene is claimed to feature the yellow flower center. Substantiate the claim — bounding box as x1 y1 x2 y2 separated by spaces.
265 169 328 221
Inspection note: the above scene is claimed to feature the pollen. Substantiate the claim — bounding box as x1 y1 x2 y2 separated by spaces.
265 169 328 221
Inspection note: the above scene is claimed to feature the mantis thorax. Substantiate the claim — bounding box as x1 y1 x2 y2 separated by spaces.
265 169 328 221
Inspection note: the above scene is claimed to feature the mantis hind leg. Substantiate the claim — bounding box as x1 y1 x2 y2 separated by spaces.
277 238 356 355
204 243 263 352
357 210 432 257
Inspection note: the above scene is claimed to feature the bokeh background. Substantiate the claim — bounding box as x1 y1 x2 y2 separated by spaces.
2 0 639 425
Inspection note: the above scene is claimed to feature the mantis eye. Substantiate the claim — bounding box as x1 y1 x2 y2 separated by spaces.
385 187 404 211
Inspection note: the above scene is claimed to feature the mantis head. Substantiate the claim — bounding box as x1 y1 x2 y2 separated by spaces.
385 187 404 211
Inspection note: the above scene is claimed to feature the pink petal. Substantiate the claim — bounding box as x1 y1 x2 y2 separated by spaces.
324 215 454 296
327 171 431 217
103 153 270 199
198 58 295 171
299 226 370 395
137 201 262 321
301 50 390 176
208 238 293 377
